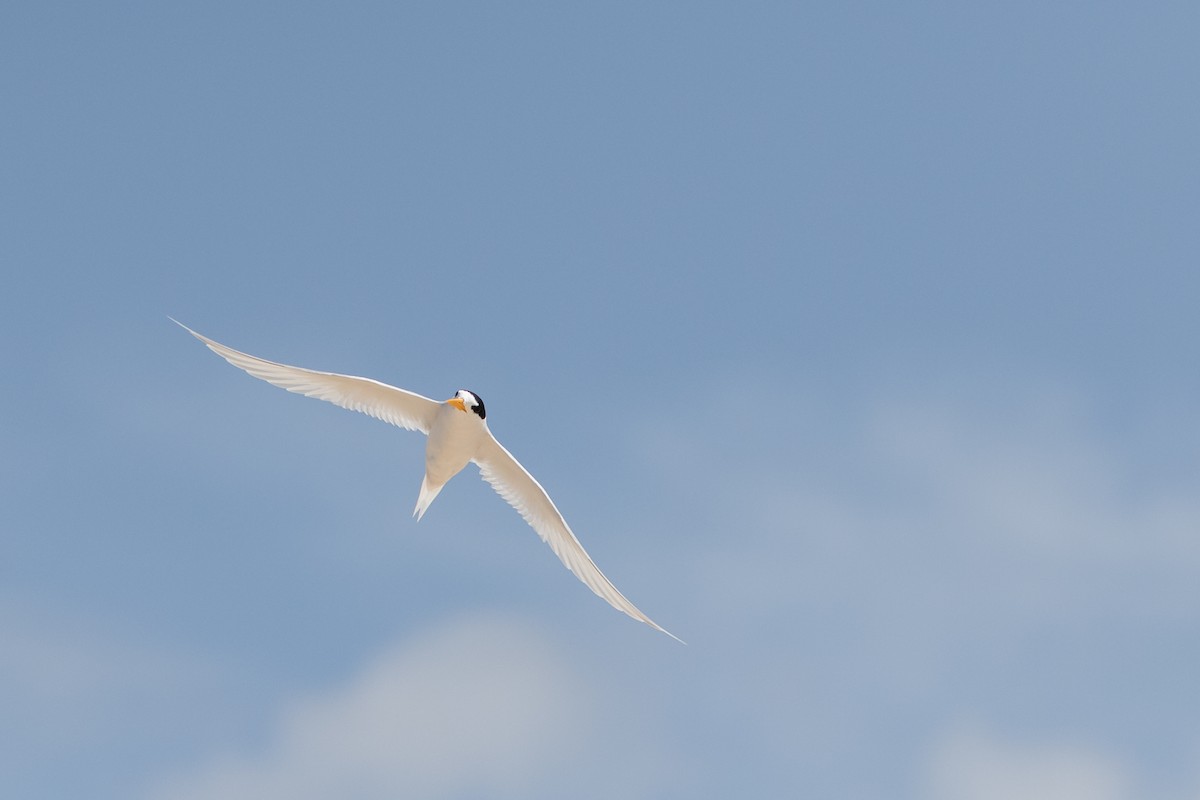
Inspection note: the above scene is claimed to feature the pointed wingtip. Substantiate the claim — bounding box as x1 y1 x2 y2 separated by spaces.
169 317 202 339
651 622 686 645
633 609 684 644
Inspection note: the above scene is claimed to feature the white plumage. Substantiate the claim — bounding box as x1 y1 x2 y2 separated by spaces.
175 320 679 642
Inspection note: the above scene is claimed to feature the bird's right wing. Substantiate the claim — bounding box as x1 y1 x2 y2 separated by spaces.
474 430 681 642
175 320 441 434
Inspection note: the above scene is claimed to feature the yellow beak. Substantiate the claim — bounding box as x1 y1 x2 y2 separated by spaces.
447 397 466 412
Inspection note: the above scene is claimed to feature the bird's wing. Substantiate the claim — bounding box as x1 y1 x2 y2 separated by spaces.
175 320 442 434
473 431 681 642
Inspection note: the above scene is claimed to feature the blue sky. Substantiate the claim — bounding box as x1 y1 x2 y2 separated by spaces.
3 3 1199 798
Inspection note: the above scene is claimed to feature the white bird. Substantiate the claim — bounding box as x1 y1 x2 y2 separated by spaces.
174 320 680 642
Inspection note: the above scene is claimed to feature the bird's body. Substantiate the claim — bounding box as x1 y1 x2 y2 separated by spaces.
414 393 487 520
173 320 679 642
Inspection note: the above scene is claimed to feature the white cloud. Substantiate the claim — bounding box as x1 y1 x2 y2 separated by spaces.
655 381 1200 629
147 615 599 800
923 725 1130 800
863 393 1200 566
620 378 1200 798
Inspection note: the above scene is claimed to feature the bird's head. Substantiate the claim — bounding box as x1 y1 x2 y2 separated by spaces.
446 389 486 420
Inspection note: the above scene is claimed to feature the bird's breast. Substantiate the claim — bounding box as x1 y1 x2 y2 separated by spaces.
424 406 486 485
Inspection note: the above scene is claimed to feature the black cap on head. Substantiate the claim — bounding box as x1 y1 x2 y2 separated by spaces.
458 389 486 420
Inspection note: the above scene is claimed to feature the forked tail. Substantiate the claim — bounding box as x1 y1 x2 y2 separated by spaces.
412 474 445 521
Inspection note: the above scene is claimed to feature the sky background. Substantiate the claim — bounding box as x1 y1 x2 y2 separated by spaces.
3 2 1200 798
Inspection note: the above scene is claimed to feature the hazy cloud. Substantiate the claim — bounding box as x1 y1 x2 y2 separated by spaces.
625 379 1200 797
924 725 1130 800
147 615 598 800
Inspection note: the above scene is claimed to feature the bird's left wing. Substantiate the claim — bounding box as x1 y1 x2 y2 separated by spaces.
473 431 681 642
175 320 442 434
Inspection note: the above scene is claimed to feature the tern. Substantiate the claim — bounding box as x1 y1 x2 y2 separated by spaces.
174 320 679 641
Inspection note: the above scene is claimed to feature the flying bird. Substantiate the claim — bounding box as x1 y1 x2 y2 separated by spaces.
174 320 679 642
